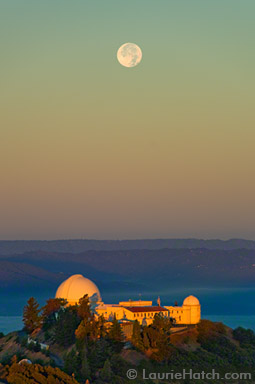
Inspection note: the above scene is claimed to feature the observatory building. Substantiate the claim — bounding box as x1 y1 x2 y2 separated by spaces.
55 274 201 326
55 274 101 306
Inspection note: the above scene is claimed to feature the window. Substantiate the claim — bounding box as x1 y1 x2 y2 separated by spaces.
179 316 181 321
134 314 136 318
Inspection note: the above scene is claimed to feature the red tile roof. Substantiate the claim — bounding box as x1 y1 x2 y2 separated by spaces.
124 306 167 313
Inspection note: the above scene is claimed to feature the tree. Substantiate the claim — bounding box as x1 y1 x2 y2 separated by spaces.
152 314 172 340
75 315 103 345
100 359 112 382
142 330 150 350
233 327 255 346
87 338 111 374
75 320 90 342
80 347 91 381
131 320 142 349
108 316 124 353
108 316 124 342
54 308 80 347
64 348 80 377
146 327 157 348
97 315 107 338
42 298 67 319
77 295 91 321
42 298 64 331
23 297 41 334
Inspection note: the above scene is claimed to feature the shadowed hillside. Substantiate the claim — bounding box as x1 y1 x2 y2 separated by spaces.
0 261 64 289
1 248 255 289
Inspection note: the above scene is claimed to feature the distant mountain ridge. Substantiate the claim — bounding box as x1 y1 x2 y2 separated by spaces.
1 238 255 255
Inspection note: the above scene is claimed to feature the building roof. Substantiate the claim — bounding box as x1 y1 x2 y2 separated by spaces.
183 295 200 306
124 306 167 313
119 300 153 307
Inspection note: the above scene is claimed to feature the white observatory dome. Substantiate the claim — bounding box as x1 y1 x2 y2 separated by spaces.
183 295 200 306
55 274 101 305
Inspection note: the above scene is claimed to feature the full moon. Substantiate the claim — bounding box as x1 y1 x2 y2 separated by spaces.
117 43 142 68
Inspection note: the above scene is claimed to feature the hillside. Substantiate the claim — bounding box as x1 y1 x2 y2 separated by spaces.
1 248 255 289
1 317 255 384
0 261 64 289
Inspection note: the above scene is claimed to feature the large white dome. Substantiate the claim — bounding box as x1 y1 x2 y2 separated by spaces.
183 295 200 306
55 274 101 305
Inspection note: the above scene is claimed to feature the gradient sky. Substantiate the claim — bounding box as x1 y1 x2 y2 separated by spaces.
1 0 255 240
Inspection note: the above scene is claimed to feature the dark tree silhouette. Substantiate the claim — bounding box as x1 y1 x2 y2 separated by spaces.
108 316 124 353
131 320 142 349
23 297 41 334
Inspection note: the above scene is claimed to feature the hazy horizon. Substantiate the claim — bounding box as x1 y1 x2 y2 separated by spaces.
1 0 255 240
1 236 255 242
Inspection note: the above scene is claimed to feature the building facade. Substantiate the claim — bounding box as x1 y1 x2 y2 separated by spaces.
165 295 201 325
96 303 169 325
55 275 201 326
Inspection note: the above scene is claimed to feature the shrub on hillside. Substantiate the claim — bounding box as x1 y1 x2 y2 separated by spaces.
233 327 255 347
0 362 79 384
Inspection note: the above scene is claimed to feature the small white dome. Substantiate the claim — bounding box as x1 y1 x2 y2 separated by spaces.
19 359 32 365
183 295 200 306
55 274 101 305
